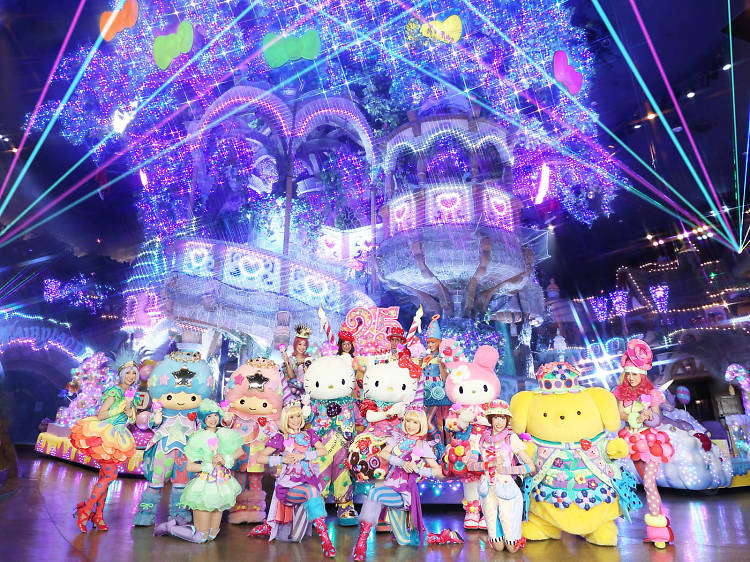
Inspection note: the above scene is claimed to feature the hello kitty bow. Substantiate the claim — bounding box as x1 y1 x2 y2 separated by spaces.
398 349 422 379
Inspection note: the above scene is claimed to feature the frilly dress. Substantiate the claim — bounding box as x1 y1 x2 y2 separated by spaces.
616 388 675 464
70 386 136 464
349 399 403 481
179 428 244 512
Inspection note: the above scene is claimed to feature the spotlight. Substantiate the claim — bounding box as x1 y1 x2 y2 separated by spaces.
686 91 696 98
652 241 659 247
723 63 732 71
647 113 657 120
633 123 642 129
646 234 653 240
658 240 665 245
547 224 554 231
677 233 684 240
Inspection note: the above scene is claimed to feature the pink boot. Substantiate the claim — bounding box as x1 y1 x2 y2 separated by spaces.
353 521 372 561
312 517 336 558
426 529 464 545
644 513 673 548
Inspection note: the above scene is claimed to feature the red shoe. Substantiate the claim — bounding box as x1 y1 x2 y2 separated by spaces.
312 517 336 558
353 521 372 561
247 520 272 538
426 529 464 545
91 502 109 531
73 502 91 533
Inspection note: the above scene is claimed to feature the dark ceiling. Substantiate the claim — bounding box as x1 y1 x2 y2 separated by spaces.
0 0 747 296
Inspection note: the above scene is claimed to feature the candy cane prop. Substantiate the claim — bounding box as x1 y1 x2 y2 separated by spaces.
317 306 336 345
405 305 424 346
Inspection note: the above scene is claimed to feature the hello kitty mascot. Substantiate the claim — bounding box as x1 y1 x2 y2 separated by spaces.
444 345 501 530
302 354 362 526
223 357 288 524
349 350 421 482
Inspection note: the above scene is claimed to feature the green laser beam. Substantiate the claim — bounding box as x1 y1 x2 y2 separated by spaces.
460 0 730 244
590 0 737 249
0 0 128 220
0 2 427 249
0 0 264 238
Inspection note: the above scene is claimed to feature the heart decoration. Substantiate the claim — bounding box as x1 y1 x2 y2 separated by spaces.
437 194 459 209
553 51 583 95
187 411 197 421
580 439 592 451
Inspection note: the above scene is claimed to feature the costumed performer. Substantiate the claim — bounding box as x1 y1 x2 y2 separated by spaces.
249 402 336 557
614 339 675 548
281 324 312 401
154 399 244 542
71 347 142 532
352 408 463 561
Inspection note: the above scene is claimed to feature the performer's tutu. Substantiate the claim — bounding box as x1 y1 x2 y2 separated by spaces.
618 427 674 464
70 416 136 463
179 465 242 512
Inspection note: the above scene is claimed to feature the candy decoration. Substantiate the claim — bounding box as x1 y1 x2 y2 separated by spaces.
406 305 424 346
674 385 691 406
317 306 336 345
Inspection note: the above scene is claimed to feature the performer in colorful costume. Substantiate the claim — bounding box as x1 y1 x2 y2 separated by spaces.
154 400 244 542
510 362 641 546
282 324 311 401
444 345 502 530
250 402 336 557
419 315 452 447
468 399 535 552
352 408 463 560
302 354 361 525
386 325 406 360
223 357 284 524
614 339 675 548
337 329 364 399
133 350 217 526
71 347 142 532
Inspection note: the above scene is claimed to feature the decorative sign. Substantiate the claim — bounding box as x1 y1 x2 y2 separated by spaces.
342 306 401 351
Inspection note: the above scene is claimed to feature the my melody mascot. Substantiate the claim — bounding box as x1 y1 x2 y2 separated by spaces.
348 351 420 482
302 354 362 525
510 362 642 546
223 357 287 524
133 350 217 526
444 345 501 530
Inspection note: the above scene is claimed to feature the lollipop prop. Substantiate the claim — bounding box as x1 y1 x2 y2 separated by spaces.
405 305 424 346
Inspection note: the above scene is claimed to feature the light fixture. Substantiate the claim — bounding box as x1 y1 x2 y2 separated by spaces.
547 224 554 231
686 91 696 98
633 123 642 129
646 234 653 240
652 241 659 247
647 113 657 120
658 240 665 245
723 63 732 71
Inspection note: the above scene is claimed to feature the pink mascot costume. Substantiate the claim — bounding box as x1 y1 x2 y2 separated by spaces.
224 358 287 524
444 345 501 530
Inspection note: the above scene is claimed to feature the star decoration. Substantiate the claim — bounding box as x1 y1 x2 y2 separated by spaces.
172 365 196 386
246 371 270 391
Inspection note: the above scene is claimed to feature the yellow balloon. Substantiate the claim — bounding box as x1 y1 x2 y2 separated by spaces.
454 444 465 456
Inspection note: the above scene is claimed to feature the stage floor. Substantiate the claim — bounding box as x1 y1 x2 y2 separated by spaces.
1 451 749 561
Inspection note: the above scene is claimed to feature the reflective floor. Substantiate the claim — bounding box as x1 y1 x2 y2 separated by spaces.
2 450 749 561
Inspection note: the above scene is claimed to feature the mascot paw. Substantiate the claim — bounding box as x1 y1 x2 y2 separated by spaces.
522 516 562 541
584 520 618 546
606 437 629 460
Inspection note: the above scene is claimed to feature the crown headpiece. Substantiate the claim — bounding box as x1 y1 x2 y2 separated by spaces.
295 324 312 339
